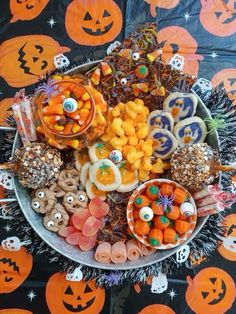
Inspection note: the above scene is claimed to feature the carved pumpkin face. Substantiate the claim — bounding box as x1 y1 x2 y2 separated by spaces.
218 214 236 261
0 98 13 127
185 267 235 314
0 310 33 314
65 0 123 46
200 0 236 37
10 0 49 23
157 26 203 76
0 35 70 87
46 273 105 314
0 246 33 293
138 304 175 314
144 0 180 17
211 68 236 105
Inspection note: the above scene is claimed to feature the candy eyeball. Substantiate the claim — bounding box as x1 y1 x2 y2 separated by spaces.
109 150 122 164
63 98 78 113
139 207 154 222
66 196 74 204
120 78 128 86
78 194 86 202
180 202 195 217
32 201 40 209
54 212 62 219
47 220 55 228
132 52 140 61
37 191 45 199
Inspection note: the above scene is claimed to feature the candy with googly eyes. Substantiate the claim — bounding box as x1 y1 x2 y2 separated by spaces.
139 207 154 222
132 52 140 61
163 92 198 123
149 128 178 160
109 150 123 164
63 191 88 213
31 188 56 214
43 203 69 233
147 110 174 132
180 202 195 217
174 117 207 146
120 78 128 86
63 98 78 113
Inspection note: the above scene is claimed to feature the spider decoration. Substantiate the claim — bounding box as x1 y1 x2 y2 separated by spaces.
35 79 60 103
204 114 228 135
158 191 174 212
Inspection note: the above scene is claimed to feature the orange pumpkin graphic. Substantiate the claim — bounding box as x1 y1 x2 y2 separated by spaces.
157 26 203 76
185 267 236 314
218 214 236 261
144 0 180 17
0 245 33 294
138 304 176 314
0 310 33 314
10 0 49 23
46 272 105 314
211 68 236 104
200 0 236 37
0 35 70 88
0 98 14 127
65 0 123 46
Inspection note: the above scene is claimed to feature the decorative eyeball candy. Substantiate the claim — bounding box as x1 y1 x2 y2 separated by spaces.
139 207 154 222
109 150 122 164
63 98 78 113
180 202 195 217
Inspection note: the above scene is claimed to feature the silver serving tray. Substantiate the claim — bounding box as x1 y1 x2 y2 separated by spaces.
12 62 220 270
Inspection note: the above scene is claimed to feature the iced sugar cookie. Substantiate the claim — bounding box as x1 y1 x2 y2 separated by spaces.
117 160 139 192
80 161 92 187
163 92 198 123
88 142 112 164
74 150 90 171
149 128 178 160
85 179 107 200
174 117 207 145
147 110 174 132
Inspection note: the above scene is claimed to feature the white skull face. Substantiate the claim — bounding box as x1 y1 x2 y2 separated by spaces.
66 267 83 282
193 78 212 93
169 54 184 71
107 41 121 55
223 236 236 253
1 237 21 251
53 54 70 69
0 171 14 190
176 244 190 263
151 273 168 294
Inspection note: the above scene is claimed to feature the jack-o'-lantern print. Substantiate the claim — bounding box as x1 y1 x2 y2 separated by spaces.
211 68 236 105
0 98 13 127
46 272 105 314
0 310 33 314
10 0 49 23
185 267 236 314
65 0 123 46
218 214 236 261
144 0 180 17
138 304 176 314
0 245 33 294
157 26 203 76
0 35 70 88
200 0 236 37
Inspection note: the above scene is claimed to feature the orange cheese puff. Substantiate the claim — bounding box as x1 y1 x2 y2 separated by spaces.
146 185 159 200
134 195 150 208
91 68 101 85
165 205 180 220
134 219 150 235
175 220 190 235
133 208 140 220
160 183 174 197
63 123 73 135
154 216 169 230
42 104 63 115
151 201 164 215
174 188 188 204
149 228 163 246
163 228 179 243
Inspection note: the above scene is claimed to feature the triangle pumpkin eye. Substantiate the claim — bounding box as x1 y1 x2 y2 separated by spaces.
65 285 73 295
103 10 111 17
84 284 93 293
84 12 93 21
209 277 217 285
201 291 209 299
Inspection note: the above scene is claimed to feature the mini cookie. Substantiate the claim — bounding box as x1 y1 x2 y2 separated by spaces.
174 117 207 146
31 188 56 214
74 149 90 171
63 191 88 213
49 183 66 198
147 110 174 132
88 142 112 163
163 92 198 123
149 128 178 160
58 169 80 192
43 203 69 233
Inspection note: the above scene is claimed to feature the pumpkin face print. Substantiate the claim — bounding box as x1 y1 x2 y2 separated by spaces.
200 0 236 37
144 0 180 17
0 35 70 87
157 26 203 76
0 98 13 127
10 0 49 23
138 304 176 314
65 0 123 46
185 267 235 314
0 245 33 293
218 214 236 261
211 68 236 105
46 272 105 314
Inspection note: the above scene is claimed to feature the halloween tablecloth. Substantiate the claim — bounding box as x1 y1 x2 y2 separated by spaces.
0 1 236 313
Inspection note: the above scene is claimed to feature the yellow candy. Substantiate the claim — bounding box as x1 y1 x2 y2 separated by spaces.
134 113 147 123
122 119 135 136
151 158 165 174
72 124 81 133
141 139 153 156
81 92 90 101
111 107 120 117
142 157 153 171
111 118 124 137
128 136 138 146
54 124 64 132
117 102 125 111
139 168 150 182
134 98 144 106
96 111 106 125
136 125 149 139
77 100 84 109
133 159 141 169
110 136 127 148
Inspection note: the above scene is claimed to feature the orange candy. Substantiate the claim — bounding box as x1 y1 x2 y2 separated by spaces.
149 228 163 246
174 188 188 204
163 228 178 243
146 185 159 200
151 201 164 215
134 219 150 235
133 208 140 220
154 216 170 230
175 220 190 235
165 205 180 220
134 195 150 208
160 183 174 197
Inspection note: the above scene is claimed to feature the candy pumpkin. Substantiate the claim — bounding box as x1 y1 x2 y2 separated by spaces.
65 0 123 46
218 214 236 261
200 0 236 37
144 0 180 17
185 267 236 314
46 272 105 314
0 35 70 87
0 310 33 314
0 246 33 293
157 26 203 76
138 304 175 314
10 0 49 23
0 98 13 126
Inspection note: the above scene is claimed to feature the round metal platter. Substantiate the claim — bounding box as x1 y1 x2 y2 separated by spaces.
12 62 220 270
